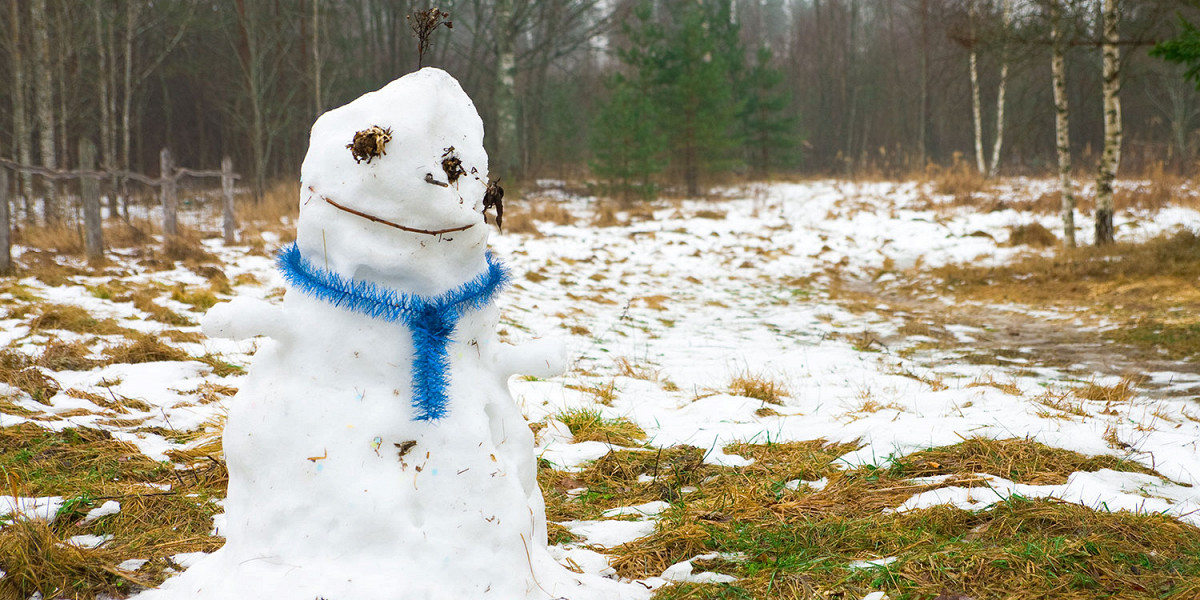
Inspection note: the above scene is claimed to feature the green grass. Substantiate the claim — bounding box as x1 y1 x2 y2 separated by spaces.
1105 320 1200 360
533 437 1198 600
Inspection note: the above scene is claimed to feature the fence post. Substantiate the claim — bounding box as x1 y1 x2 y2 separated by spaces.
222 156 237 244
160 147 178 238
0 168 10 275
80 139 104 264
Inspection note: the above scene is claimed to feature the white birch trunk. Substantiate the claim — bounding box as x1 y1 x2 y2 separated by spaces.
494 0 519 180
31 0 58 224
1051 0 1075 247
968 3 985 175
9 1 34 221
987 0 1012 178
1095 0 1121 246
970 49 986 175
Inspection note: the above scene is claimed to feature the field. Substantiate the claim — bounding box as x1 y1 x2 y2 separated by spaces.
2 176 1200 599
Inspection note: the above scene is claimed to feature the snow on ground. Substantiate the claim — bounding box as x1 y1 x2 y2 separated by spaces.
2 179 1199 593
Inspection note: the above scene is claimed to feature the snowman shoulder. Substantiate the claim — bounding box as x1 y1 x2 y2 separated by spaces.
494 336 567 379
202 297 289 341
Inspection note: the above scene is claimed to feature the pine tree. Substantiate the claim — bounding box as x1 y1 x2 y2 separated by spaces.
654 0 743 196
740 46 799 177
1150 16 1200 90
590 73 664 201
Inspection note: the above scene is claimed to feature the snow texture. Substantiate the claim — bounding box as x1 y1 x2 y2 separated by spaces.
136 68 627 600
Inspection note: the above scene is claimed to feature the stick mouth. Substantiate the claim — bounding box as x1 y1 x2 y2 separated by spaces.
308 186 476 236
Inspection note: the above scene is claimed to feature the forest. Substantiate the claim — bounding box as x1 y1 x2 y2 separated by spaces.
3 0 1200 207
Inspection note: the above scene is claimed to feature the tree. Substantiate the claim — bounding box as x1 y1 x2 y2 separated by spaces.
740 46 799 176
1094 0 1122 246
590 73 665 201
1150 14 1200 89
621 0 743 196
31 0 58 224
1049 0 1077 247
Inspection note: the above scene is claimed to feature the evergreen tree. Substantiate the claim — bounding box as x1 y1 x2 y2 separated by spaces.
1151 16 1200 90
739 46 800 176
589 73 664 201
652 0 744 196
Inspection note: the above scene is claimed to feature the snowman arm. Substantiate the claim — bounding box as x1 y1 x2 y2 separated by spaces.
495 337 567 379
202 297 289 341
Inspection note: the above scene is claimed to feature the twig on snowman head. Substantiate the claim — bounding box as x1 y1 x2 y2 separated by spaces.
311 187 474 236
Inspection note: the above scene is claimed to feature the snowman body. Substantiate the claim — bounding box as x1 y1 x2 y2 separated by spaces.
141 69 596 600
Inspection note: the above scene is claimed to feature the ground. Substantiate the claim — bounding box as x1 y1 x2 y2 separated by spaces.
1 176 1199 599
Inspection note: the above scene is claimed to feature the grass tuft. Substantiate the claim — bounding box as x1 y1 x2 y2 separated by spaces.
0 516 141 600
555 407 646 447
103 334 189 365
728 371 789 405
27 304 130 336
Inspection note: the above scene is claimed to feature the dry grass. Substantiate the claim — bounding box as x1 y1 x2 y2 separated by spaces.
0 517 144 600
728 370 789 405
965 374 1022 396
1074 375 1143 404
102 334 189 365
925 154 990 198
1006 222 1058 247
890 436 1160 485
555 407 646 447
562 437 1198 600
502 198 576 235
0 423 227 598
27 304 130 336
615 357 660 381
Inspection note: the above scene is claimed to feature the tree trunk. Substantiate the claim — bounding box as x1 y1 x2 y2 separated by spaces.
94 0 119 218
1095 0 1121 246
970 50 985 175
80 139 104 264
494 0 519 182
9 1 35 223
312 0 322 117
0 167 11 275
918 0 929 167
31 0 59 224
121 3 137 217
1050 0 1075 247
968 3 985 175
222 156 237 244
987 0 1011 178
160 148 178 238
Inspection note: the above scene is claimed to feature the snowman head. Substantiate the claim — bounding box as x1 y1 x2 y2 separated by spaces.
295 68 492 296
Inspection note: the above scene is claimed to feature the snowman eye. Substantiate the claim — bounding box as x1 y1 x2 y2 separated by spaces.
441 147 466 185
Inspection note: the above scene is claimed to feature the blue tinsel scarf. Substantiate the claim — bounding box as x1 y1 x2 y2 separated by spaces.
276 242 508 421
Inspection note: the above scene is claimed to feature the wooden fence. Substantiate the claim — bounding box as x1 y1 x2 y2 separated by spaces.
0 146 239 274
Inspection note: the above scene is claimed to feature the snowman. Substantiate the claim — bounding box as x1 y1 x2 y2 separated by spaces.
140 68 628 600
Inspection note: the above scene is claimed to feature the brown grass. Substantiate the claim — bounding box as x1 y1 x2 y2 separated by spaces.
502 198 576 235
892 436 1160 485
27 304 130 336
728 370 789 405
103 334 189 365
1075 375 1143 404
925 154 990 198
1006 222 1058 247
0 517 144 600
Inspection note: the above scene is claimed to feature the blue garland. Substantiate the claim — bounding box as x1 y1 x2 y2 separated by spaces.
276 242 508 421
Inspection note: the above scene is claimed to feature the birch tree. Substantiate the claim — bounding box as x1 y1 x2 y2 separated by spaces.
1094 0 1121 246
7 1 34 221
31 0 58 224
1049 0 1076 246
987 0 1011 178
969 2 986 174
